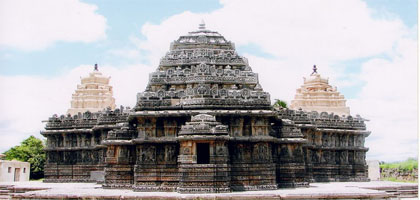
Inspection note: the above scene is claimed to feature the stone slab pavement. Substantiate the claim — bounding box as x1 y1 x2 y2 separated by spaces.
1 181 417 199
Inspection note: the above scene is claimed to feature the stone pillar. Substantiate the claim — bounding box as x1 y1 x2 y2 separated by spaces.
81 134 86 146
62 133 67 147
76 135 81 147
341 150 348 164
230 118 243 136
47 136 52 147
91 134 96 146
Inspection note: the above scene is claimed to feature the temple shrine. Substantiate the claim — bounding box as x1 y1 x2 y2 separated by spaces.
42 23 369 193
67 64 116 116
290 65 350 116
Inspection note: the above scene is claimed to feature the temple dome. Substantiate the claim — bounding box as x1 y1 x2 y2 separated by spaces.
290 66 350 116
67 64 116 115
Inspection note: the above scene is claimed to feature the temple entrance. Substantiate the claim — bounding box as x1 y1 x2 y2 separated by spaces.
196 143 210 164
14 168 20 181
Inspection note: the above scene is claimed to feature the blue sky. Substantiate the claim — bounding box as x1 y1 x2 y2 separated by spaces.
0 0 223 76
0 0 415 77
0 0 417 162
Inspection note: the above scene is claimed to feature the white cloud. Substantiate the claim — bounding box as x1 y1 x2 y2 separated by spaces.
348 37 418 162
0 63 153 153
134 0 408 64
107 49 141 59
0 0 107 51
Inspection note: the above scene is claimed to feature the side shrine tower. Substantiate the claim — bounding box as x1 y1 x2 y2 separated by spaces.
67 64 116 116
42 23 369 193
290 65 350 116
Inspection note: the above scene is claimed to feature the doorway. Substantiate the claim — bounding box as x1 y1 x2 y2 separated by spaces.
14 168 20 182
196 143 210 164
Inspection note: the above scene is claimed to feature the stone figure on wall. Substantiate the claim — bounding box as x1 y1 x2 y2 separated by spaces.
340 151 348 164
216 145 226 155
348 151 354 163
292 146 303 162
335 151 340 164
348 135 354 146
312 150 320 163
322 133 329 147
166 145 176 162
233 144 244 161
107 146 115 158
279 145 290 162
258 144 269 161
356 135 363 146
321 151 329 163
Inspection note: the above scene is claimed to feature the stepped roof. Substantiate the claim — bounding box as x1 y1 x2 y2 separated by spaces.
135 23 271 111
290 66 350 116
67 64 116 115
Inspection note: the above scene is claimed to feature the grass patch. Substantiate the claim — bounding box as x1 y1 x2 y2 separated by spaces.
380 158 418 172
382 177 417 183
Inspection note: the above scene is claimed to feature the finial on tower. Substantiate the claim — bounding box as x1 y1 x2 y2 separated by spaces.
311 65 317 75
199 20 206 30
94 63 98 71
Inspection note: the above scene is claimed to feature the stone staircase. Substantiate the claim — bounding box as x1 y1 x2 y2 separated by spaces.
1 181 418 199
0 184 47 200
0 185 12 200
381 185 418 198
361 184 418 199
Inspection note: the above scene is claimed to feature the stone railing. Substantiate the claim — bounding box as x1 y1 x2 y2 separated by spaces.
276 109 367 130
45 108 130 129
160 56 246 66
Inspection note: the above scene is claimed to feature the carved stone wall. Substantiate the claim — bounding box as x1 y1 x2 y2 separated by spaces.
42 108 128 183
279 109 369 182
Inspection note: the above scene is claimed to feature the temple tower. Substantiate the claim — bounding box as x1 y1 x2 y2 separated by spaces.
104 23 284 192
290 65 350 116
67 64 116 115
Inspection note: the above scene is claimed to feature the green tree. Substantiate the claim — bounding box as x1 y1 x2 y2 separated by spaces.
3 136 46 180
273 99 288 108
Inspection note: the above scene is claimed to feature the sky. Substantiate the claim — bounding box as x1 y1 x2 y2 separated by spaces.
0 0 417 162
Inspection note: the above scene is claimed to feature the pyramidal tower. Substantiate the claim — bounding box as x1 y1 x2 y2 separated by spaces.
135 21 271 111
290 65 350 116
67 64 116 115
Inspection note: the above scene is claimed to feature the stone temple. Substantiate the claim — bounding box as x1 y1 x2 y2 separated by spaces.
42 23 370 193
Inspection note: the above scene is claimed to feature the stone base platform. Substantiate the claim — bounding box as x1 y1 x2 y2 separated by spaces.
1 181 417 199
